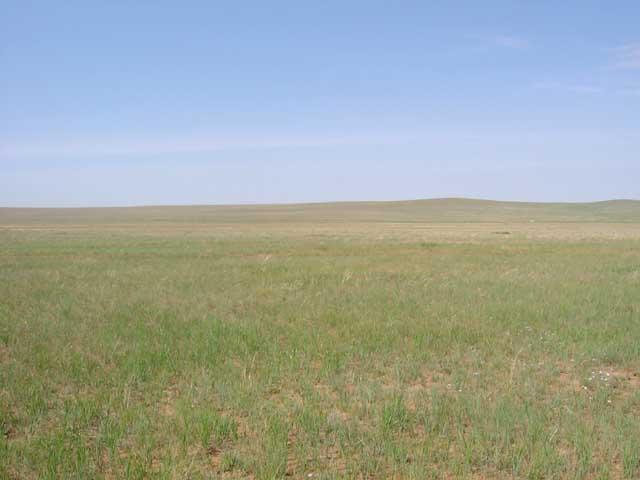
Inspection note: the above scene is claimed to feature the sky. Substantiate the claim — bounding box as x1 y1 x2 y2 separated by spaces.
1 1 639 207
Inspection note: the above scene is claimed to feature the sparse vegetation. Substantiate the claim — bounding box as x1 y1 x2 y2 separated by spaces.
1 200 639 478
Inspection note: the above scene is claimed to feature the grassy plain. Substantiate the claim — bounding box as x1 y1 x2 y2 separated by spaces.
1 199 640 479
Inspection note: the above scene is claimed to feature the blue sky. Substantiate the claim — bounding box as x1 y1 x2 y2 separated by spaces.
1 1 639 206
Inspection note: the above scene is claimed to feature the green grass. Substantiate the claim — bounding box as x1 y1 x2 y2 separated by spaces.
1 201 640 478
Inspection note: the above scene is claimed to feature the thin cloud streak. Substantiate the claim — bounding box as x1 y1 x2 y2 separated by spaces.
532 82 603 94
492 35 530 49
0 133 414 159
611 42 640 69
619 86 640 96
462 34 530 53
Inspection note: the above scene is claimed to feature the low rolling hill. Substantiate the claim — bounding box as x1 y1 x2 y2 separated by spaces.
1 198 639 226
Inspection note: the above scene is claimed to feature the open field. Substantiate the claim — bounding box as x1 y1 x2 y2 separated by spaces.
1 199 640 479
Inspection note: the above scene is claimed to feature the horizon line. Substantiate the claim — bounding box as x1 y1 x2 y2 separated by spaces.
1 196 639 210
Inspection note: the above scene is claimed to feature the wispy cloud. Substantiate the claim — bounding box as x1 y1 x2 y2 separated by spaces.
492 35 529 49
611 43 640 69
465 34 530 51
532 82 602 94
618 86 640 96
0 133 414 159
535 43 640 95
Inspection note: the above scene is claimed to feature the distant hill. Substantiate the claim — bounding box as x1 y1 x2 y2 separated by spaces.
1 198 639 225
